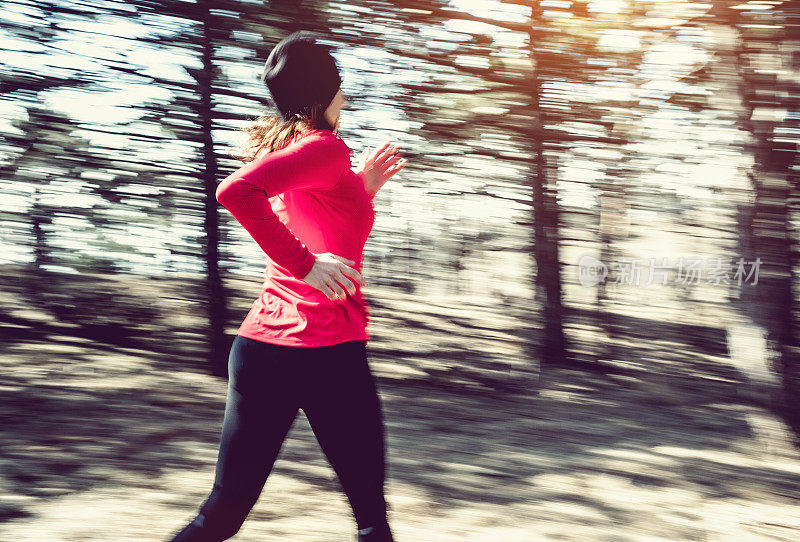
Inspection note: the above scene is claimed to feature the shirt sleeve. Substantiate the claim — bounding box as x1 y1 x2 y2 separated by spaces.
215 132 351 279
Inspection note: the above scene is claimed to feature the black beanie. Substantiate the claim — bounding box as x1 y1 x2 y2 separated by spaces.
261 31 342 122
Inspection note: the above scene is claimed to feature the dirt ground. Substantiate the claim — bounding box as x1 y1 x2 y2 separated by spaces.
1 266 799 541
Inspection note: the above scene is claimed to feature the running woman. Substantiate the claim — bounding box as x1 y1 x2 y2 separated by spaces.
168 31 407 542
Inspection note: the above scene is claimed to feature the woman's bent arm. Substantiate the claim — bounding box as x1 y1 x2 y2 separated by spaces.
215 132 350 279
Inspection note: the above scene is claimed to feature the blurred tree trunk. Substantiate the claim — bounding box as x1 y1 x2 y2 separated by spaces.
197 0 227 376
31 188 50 272
1 109 96 274
733 7 800 432
527 6 567 365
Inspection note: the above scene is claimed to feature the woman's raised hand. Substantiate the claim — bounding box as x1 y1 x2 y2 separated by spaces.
355 139 408 197
301 252 366 301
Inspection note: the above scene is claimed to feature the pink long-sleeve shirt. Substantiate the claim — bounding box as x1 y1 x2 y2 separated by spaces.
215 128 376 346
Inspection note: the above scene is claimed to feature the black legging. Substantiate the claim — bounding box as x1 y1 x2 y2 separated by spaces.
169 335 393 541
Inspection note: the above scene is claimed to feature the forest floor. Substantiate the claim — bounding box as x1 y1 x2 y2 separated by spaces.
0 264 799 541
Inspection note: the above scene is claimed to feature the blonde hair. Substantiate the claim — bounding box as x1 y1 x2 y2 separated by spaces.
231 102 333 162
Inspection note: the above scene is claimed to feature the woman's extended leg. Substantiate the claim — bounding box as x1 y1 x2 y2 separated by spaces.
169 336 301 542
300 341 394 541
